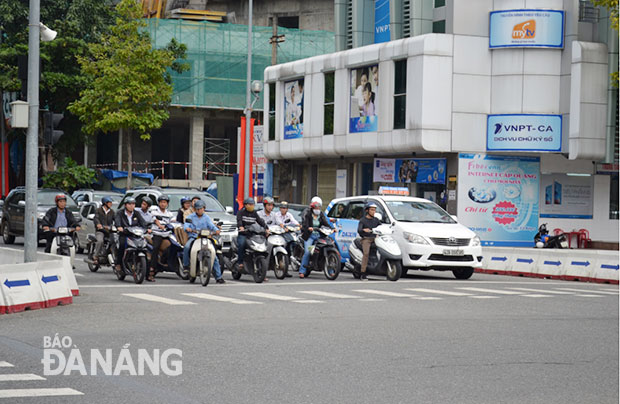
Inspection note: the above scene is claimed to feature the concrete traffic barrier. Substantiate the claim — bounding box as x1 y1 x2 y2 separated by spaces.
36 262 73 308
592 250 620 284
0 264 46 314
562 251 598 282
479 247 512 275
533 250 568 279
56 255 80 296
509 249 540 277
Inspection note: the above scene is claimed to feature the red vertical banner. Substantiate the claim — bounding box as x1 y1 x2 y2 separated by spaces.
237 117 246 210
249 118 255 198
1 142 8 197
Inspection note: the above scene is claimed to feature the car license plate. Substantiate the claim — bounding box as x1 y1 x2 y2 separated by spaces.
221 234 231 242
443 249 464 256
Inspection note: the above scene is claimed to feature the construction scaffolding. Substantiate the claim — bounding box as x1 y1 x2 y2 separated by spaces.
144 19 334 110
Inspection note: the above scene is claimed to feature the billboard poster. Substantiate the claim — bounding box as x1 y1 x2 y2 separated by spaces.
457 153 540 247
487 114 562 152
489 9 564 48
350 65 378 133
540 174 593 219
284 79 304 139
373 158 446 184
374 0 390 43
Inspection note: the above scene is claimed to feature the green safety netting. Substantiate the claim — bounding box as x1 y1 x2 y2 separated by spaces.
145 19 334 110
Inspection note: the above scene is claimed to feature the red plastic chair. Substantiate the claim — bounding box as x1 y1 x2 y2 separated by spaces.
552 228 564 236
578 229 591 249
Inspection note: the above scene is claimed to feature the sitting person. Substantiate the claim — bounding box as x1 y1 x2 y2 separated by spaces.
183 200 225 284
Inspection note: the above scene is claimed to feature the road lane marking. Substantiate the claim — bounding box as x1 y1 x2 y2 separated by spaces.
299 291 361 299
359 298 385 302
294 300 324 304
0 374 46 382
242 292 304 301
508 287 574 295
352 289 419 298
468 296 500 299
0 388 84 398
406 288 474 296
412 297 443 300
0 362 14 368
555 288 619 295
458 287 522 295
73 273 84 277
520 294 551 298
181 293 262 305
123 293 196 305
575 294 604 298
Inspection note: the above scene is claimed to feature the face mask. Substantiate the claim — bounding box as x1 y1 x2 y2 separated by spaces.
246 206 254 212
312 209 321 216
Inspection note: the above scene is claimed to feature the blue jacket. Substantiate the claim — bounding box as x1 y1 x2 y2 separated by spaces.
184 212 218 240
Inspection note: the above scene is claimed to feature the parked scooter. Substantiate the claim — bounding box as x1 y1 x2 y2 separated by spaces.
267 225 290 279
148 223 187 280
84 226 117 272
115 226 149 284
49 227 77 268
302 226 340 280
345 223 402 281
230 223 270 283
534 223 568 248
187 229 220 286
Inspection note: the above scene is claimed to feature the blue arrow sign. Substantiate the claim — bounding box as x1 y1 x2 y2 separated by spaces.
601 264 619 270
41 275 59 284
516 258 534 264
3 279 31 288
544 260 562 266
491 256 507 262
571 261 590 267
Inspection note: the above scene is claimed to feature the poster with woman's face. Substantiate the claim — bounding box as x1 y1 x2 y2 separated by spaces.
350 64 378 133
284 79 304 139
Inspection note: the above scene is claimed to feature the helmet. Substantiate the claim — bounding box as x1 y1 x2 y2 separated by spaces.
194 200 206 209
180 197 190 205
102 196 113 204
141 199 152 207
280 201 289 208
191 195 202 201
55 194 67 203
310 201 321 210
124 197 136 205
157 195 170 203
365 202 378 210
263 196 274 205
243 198 255 205
310 196 322 207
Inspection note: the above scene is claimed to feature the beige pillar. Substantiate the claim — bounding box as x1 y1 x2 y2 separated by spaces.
189 115 204 183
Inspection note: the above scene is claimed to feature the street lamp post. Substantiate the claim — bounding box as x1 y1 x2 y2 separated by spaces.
244 0 254 201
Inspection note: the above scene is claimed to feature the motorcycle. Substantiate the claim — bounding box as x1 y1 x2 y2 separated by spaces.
148 223 187 280
345 224 402 281
115 226 149 284
230 223 269 283
267 225 290 279
302 226 340 281
84 226 117 272
283 224 304 273
534 223 568 249
188 229 220 287
49 227 77 268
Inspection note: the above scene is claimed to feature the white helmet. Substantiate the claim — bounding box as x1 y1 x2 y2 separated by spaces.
310 196 322 207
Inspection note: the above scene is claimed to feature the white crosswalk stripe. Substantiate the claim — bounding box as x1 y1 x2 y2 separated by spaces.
242 292 315 302
458 287 522 295
123 293 196 305
181 293 262 305
0 362 14 368
299 291 361 299
406 288 474 296
468 296 500 299
574 294 604 298
353 289 419 298
554 288 619 295
0 388 84 398
508 287 574 295
520 294 551 298
412 297 443 300
0 374 46 382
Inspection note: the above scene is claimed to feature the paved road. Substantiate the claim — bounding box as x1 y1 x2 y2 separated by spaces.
1 241 618 403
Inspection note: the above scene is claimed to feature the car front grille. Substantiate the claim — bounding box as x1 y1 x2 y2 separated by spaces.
428 254 474 262
219 222 237 233
430 237 470 247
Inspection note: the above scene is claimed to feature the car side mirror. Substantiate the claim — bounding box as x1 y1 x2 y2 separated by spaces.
225 206 234 214
451 215 458 222
18 200 26 207
87 214 95 220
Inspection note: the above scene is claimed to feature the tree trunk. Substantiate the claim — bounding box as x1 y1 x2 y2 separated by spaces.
126 127 133 190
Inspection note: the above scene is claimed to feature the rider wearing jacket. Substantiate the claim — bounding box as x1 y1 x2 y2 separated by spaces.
357 202 381 281
93 196 115 262
114 197 148 273
298 197 332 278
147 195 176 281
257 196 278 226
42 194 81 253
183 200 225 284
236 198 267 268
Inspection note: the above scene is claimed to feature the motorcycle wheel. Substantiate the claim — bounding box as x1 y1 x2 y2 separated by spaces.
323 252 340 281
385 260 402 281
176 257 189 280
252 257 267 283
273 252 288 280
87 244 100 272
200 257 211 287
133 256 147 284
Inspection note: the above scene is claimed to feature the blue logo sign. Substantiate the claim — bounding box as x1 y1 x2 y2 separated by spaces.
489 9 564 48
374 0 390 44
487 114 562 152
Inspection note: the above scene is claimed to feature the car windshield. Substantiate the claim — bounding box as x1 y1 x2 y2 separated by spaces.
167 193 224 212
93 193 123 203
38 192 77 207
385 201 455 223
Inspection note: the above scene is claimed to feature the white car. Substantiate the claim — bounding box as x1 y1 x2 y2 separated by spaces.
326 195 482 279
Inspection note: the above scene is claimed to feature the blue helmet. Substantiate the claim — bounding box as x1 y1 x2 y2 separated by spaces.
194 200 206 209
180 197 190 205
102 196 113 204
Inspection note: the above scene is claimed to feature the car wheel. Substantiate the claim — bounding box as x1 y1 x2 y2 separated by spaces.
452 267 474 280
2 221 15 244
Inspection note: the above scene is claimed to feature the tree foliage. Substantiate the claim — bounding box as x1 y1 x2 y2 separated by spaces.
41 157 96 193
591 0 619 87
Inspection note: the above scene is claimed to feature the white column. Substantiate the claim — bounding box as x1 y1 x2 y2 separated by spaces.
189 115 204 182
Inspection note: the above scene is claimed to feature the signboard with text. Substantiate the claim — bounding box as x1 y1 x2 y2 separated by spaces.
374 0 390 43
489 9 564 48
487 114 562 152
373 158 446 184
540 174 593 219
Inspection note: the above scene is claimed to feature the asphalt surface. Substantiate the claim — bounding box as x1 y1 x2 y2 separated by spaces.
0 240 618 404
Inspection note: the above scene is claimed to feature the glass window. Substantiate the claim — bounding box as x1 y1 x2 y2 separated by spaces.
324 72 335 135
269 82 276 141
37 192 77 207
385 200 455 223
394 60 406 129
328 201 348 218
345 201 366 220
610 173 619 220
433 20 446 33
434 0 445 7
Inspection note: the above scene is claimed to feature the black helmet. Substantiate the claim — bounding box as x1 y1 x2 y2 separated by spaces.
243 198 254 205
191 195 202 201
124 197 136 205
157 195 170 203
141 199 152 207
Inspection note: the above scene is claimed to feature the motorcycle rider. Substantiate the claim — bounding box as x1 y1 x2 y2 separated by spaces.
148 195 176 282
357 202 381 281
191 195 202 209
137 199 154 224
183 200 226 284
114 197 149 275
257 196 278 226
92 196 116 264
42 194 81 253
298 197 333 278
275 201 299 277
176 197 193 223
236 198 267 270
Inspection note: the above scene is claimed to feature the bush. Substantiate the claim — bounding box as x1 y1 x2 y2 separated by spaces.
42 157 96 193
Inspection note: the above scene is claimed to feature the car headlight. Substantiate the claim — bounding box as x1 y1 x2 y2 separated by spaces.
403 232 428 245
471 236 481 247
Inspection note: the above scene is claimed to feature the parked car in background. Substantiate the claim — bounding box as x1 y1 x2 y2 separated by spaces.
326 195 482 279
72 189 124 206
1 187 81 244
75 201 101 253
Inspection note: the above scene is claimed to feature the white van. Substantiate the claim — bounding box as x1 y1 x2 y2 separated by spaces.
326 195 482 279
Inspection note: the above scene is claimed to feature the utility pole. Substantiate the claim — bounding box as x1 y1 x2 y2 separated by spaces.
1 93 5 198
244 0 253 201
269 19 285 66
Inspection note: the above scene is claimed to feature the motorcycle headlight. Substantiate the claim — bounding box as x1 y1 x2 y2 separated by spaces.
403 232 428 245
380 235 397 244
254 243 267 252
470 236 481 247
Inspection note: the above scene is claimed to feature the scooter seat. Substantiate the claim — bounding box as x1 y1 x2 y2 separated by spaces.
353 237 377 254
87 234 97 242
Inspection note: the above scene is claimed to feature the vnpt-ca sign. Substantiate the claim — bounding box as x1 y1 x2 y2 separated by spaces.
487 114 562 152
489 9 564 48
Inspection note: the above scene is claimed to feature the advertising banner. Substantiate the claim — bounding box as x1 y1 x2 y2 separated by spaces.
540 174 593 219
373 158 446 184
489 9 564 48
284 79 304 139
350 65 379 133
374 0 390 43
457 154 540 247
487 114 562 152
336 169 347 198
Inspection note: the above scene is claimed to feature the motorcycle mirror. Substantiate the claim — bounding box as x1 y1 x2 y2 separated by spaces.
217 221 223 226
185 218 193 224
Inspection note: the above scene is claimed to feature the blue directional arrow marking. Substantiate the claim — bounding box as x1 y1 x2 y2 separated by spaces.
41 275 59 284
601 264 619 270
516 258 534 264
571 261 590 267
544 260 562 266
491 256 507 262
3 279 31 288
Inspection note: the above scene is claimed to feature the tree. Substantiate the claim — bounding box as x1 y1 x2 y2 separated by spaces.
68 0 188 188
41 157 96 193
591 0 619 87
